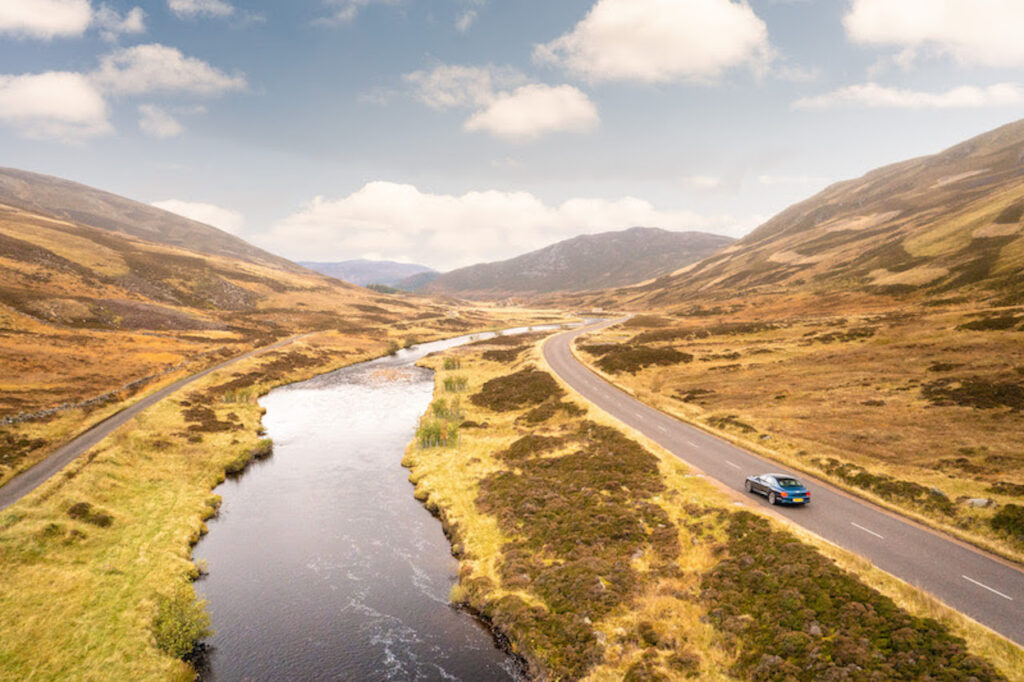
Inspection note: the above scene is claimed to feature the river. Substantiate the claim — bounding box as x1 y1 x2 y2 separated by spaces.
192 327 563 681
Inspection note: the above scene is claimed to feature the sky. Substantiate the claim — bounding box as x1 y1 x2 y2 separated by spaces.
2 0 1023 271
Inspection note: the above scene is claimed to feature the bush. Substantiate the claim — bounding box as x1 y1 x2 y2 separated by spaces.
443 375 468 392
592 345 693 375
990 504 1024 542
152 587 213 660
701 511 1004 681
470 367 564 412
443 357 462 370
66 502 113 528
921 377 1024 410
815 458 955 516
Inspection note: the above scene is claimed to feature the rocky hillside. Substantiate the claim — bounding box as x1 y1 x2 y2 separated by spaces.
424 227 733 298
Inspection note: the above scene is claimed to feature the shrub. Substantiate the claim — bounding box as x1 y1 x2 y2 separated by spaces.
152 587 213 660
593 345 693 375
674 388 715 403
443 357 462 370
990 504 1024 542
921 377 1024 410
815 458 955 516
988 481 1024 497
481 346 527 363
706 414 757 434
470 367 564 412
417 418 459 448
701 511 1004 681
956 315 1023 331
66 502 113 528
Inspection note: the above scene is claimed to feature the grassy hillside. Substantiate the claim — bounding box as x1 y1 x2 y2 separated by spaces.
424 227 733 298
555 119 1024 311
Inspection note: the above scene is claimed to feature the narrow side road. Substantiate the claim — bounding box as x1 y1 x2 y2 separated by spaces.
544 320 1024 647
0 334 310 512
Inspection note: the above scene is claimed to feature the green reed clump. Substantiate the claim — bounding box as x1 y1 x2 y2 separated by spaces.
417 418 460 448
443 357 462 370
443 375 469 392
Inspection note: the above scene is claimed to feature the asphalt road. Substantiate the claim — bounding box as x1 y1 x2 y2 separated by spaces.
544 320 1024 647
0 334 309 512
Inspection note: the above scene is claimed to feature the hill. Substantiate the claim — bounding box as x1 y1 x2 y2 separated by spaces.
424 227 733 298
0 168 301 271
0 170 499 429
299 259 437 287
616 118 1024 308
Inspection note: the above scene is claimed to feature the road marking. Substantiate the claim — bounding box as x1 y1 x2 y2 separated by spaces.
724 461 741 470
850 522 884 539
656 425 668 433
962 575 1013 601
684 439 696 448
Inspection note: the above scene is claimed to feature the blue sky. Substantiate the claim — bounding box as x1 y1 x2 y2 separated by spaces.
2 0 1023 270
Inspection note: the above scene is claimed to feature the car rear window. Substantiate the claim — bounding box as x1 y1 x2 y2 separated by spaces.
777 477 801 488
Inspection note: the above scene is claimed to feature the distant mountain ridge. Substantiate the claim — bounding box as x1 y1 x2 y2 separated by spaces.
422 227 734 297
300 259 437 287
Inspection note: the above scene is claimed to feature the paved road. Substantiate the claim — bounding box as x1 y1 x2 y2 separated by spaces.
544 320 1024 647
0 334 309 512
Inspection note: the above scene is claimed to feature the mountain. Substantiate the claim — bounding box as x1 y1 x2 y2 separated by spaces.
0 167 301 272
397 270 441 291
424 227 734 298
617 118 1024 308
0 169 451 420
299 259 437 287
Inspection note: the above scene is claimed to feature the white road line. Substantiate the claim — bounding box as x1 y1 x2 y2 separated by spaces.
850 522 885 540
656 425 668 433
685 440 697 448
725 461 741 470
962 575 1014 601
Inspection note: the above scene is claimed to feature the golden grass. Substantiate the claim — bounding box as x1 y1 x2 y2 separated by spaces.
575 305 1024 564
403 331 1022 680
0 307 573 681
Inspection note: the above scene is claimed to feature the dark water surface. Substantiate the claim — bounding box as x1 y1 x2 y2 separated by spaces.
193 328 561 681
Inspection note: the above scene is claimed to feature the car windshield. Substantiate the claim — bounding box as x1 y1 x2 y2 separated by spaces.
776 477 802 488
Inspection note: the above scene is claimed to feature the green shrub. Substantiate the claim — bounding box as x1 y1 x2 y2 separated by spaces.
443 375 469 392
152 587 213 660
815 458 955 516
443 357 462 370
417 418 459 448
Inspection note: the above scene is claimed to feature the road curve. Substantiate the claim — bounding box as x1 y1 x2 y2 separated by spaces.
0 334 310 512
544 320 1024 647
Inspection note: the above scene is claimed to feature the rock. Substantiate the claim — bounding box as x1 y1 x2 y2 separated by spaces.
964 497 997 508
808 622 823 637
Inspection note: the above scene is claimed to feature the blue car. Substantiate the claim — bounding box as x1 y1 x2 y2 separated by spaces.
745 473 810 505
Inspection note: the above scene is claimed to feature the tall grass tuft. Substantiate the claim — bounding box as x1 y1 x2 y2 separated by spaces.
417 418 460 448
443 375 468 392
443 357 462 370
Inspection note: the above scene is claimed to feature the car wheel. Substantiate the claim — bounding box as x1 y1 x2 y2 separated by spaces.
768 492 777 505
744 480 752 493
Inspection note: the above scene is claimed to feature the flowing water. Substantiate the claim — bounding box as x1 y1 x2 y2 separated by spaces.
193 327 564 681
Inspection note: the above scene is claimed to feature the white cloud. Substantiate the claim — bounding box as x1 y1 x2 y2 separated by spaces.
455 10 477 33
464 84 599 141
138 104 183 138
0 71 111 142
0 0 92 39
682 175 725 192
793 82 1024 110
404 64 597 142
845 0 1024 68
315 0 401 25
535 0 772 83
168 0 235 18
151 199 245 234
404 64 524 110
262 181 744 269
95 5 145 42
92 44 247 95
